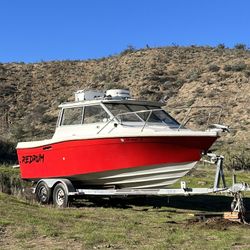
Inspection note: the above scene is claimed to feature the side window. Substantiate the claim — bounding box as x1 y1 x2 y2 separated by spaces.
83 105 109 124
61 107 83 125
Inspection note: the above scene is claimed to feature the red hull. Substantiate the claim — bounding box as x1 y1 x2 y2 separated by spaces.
17 136 217 180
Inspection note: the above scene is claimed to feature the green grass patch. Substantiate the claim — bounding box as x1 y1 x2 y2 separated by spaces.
1 164 250 249
1 190 250 249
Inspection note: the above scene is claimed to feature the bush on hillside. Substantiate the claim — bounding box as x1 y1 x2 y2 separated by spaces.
223 63 247 72
120 45 136 56
0 139 17 164
234 43 247 50
244 70 250 78
217 44 225 49
208 64 220 72
223 65 232 72
231 62 247 72
224 150 250 171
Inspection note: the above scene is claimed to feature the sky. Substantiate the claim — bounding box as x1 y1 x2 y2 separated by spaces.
0 0 250 63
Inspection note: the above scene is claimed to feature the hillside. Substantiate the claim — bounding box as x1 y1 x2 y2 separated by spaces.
0 46 249 155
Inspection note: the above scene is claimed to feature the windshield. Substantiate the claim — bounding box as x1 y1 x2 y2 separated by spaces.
104 103 179 126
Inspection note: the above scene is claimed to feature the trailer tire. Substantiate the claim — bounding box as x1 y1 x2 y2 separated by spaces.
53 183 69 208
36 181 51 204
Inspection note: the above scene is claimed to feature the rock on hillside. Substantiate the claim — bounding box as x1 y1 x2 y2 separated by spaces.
0 46 249 153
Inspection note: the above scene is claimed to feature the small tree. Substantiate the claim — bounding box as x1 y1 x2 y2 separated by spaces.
120 45 136 56
217 43 225 49
234 43 247 50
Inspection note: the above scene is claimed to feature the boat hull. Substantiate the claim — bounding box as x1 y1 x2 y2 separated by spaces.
67 161 197 189
17 136 217 188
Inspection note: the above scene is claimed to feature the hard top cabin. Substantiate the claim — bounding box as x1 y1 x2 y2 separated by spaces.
53 89 180 139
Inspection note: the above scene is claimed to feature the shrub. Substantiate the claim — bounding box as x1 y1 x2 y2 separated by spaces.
0 139 17 164
0 84 17 96
120 45 136 56
196 87 204 95
231 62 247 72
234 43 247 50
208 64 220 72
41 114 57 124
244 70 250 78
0 167 32 198
186 69 202 81
223 65 232 72
217 44 225 49
10 124 25 140
223 63 246 72
225 150 250 171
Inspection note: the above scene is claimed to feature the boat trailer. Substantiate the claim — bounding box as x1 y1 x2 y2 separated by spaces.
34 153 250 221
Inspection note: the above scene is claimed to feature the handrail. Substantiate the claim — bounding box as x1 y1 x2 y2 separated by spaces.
176 105 223 130
141 110 153 132
97 108 166 134
97 105 224 134
96 116 116 134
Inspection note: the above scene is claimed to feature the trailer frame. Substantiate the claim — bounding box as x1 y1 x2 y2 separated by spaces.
34 153 250 213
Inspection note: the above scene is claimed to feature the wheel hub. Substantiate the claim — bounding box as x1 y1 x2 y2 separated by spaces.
39 187 48 202
56 189 65 206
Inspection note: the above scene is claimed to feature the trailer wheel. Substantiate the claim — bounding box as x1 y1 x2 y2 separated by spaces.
36 182 51 204
53 183 69 208
231 200 237 211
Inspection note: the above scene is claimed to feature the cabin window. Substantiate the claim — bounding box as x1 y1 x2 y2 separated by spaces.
83 105 109 124
105 103 141 122
61 107 83 125
147 106 179 126
127 104 150 121
105 103 179 126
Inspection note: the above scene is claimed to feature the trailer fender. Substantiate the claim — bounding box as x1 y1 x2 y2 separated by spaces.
36 179 76 196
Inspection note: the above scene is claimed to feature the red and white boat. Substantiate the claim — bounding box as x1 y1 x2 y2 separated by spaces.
17 89 220 189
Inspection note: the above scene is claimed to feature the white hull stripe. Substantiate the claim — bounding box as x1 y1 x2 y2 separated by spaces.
69 161 197 189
